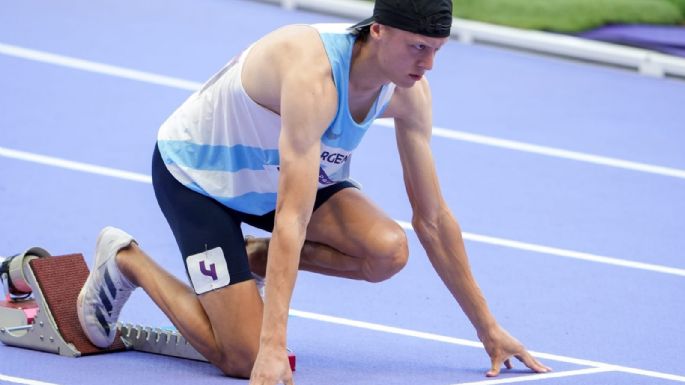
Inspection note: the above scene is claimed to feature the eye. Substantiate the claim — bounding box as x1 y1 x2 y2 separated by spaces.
413 44 426 50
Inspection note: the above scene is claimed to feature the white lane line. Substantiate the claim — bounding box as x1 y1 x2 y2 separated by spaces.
430 128 685 180
290 309 603 368
289 309 685 383
0 374 61 385
463 233 685 277
451 367 614 385
396 121 685 180
395 220 685 277
461 233 685 277
0 146 152 184
614 367 685 383
0 42 202 91
2 41 685 180
2 145 684 278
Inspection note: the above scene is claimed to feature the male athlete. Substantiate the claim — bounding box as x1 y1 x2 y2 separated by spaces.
77 1 551 384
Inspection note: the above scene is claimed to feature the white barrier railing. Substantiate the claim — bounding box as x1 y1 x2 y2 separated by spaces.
255 0 685 79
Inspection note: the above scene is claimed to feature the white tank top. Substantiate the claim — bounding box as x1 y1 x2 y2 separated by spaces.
157 23 396 215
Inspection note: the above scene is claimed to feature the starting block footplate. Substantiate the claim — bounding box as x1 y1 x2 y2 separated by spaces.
1 252 296 371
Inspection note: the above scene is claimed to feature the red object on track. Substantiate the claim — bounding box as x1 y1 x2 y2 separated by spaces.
288 350 297 371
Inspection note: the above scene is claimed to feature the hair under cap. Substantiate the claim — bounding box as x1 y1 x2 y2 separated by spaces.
350 0 453 38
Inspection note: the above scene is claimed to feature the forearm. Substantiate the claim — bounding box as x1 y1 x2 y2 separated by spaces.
414 208 497 335
259 221 304 347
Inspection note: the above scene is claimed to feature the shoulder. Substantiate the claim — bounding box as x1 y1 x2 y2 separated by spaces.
383 78 433 124
242 24 338 115
251 25 332 79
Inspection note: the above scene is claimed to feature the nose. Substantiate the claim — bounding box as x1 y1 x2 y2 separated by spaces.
419 50 436 71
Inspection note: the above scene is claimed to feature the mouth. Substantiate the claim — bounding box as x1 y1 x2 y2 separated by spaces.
409 73 423 81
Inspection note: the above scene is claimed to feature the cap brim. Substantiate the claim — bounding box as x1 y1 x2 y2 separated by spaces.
348 16 374 32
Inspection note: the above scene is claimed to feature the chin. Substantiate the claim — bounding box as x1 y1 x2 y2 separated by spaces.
395 79 419 88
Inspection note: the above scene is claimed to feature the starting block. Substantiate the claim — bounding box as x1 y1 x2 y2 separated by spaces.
0 249 296 371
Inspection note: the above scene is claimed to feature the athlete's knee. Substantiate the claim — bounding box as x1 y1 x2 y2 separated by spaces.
215 348 257 379
363 225 408 283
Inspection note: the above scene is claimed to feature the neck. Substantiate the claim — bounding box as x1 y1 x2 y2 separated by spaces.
349 39 389 93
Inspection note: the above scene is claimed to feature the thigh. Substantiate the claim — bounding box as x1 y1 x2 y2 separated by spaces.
152 144 253 290
306 187 404 257
152 145 262 375
197 280 263 376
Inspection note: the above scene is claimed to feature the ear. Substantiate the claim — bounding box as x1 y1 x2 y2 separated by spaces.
370 23 383 38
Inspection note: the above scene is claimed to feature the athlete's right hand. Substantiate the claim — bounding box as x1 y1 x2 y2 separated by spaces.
249 344 294 385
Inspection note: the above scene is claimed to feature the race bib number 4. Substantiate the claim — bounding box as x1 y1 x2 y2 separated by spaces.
187 247 231 294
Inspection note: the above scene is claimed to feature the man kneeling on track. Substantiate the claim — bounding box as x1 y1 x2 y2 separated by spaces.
77 0 551 384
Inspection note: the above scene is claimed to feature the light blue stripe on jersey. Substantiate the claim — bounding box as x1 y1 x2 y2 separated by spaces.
185 180 278 214
158 140 280 172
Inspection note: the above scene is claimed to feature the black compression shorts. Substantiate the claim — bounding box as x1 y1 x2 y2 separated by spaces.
151 144 357 294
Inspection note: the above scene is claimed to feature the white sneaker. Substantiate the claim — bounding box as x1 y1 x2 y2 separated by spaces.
252 272 266 299
77 226 137 348
245 235 267 299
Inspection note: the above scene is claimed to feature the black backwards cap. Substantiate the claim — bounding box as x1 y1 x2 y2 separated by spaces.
350 0 453 38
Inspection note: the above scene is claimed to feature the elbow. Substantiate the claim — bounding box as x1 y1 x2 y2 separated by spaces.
412 207 458 245
273 206 312 239
412 215 439 244
274 216 309 237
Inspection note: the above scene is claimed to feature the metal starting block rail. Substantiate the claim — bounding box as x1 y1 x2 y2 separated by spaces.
118 323 207 361
0 249 295 370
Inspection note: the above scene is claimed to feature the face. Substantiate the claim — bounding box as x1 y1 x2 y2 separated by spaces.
372 24 448 88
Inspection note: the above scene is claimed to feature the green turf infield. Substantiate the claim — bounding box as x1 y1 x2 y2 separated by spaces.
363 0 684 32
452 0 683 32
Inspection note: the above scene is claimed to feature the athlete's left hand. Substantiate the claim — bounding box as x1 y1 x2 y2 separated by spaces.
249 343 294 385
478 325 552 377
